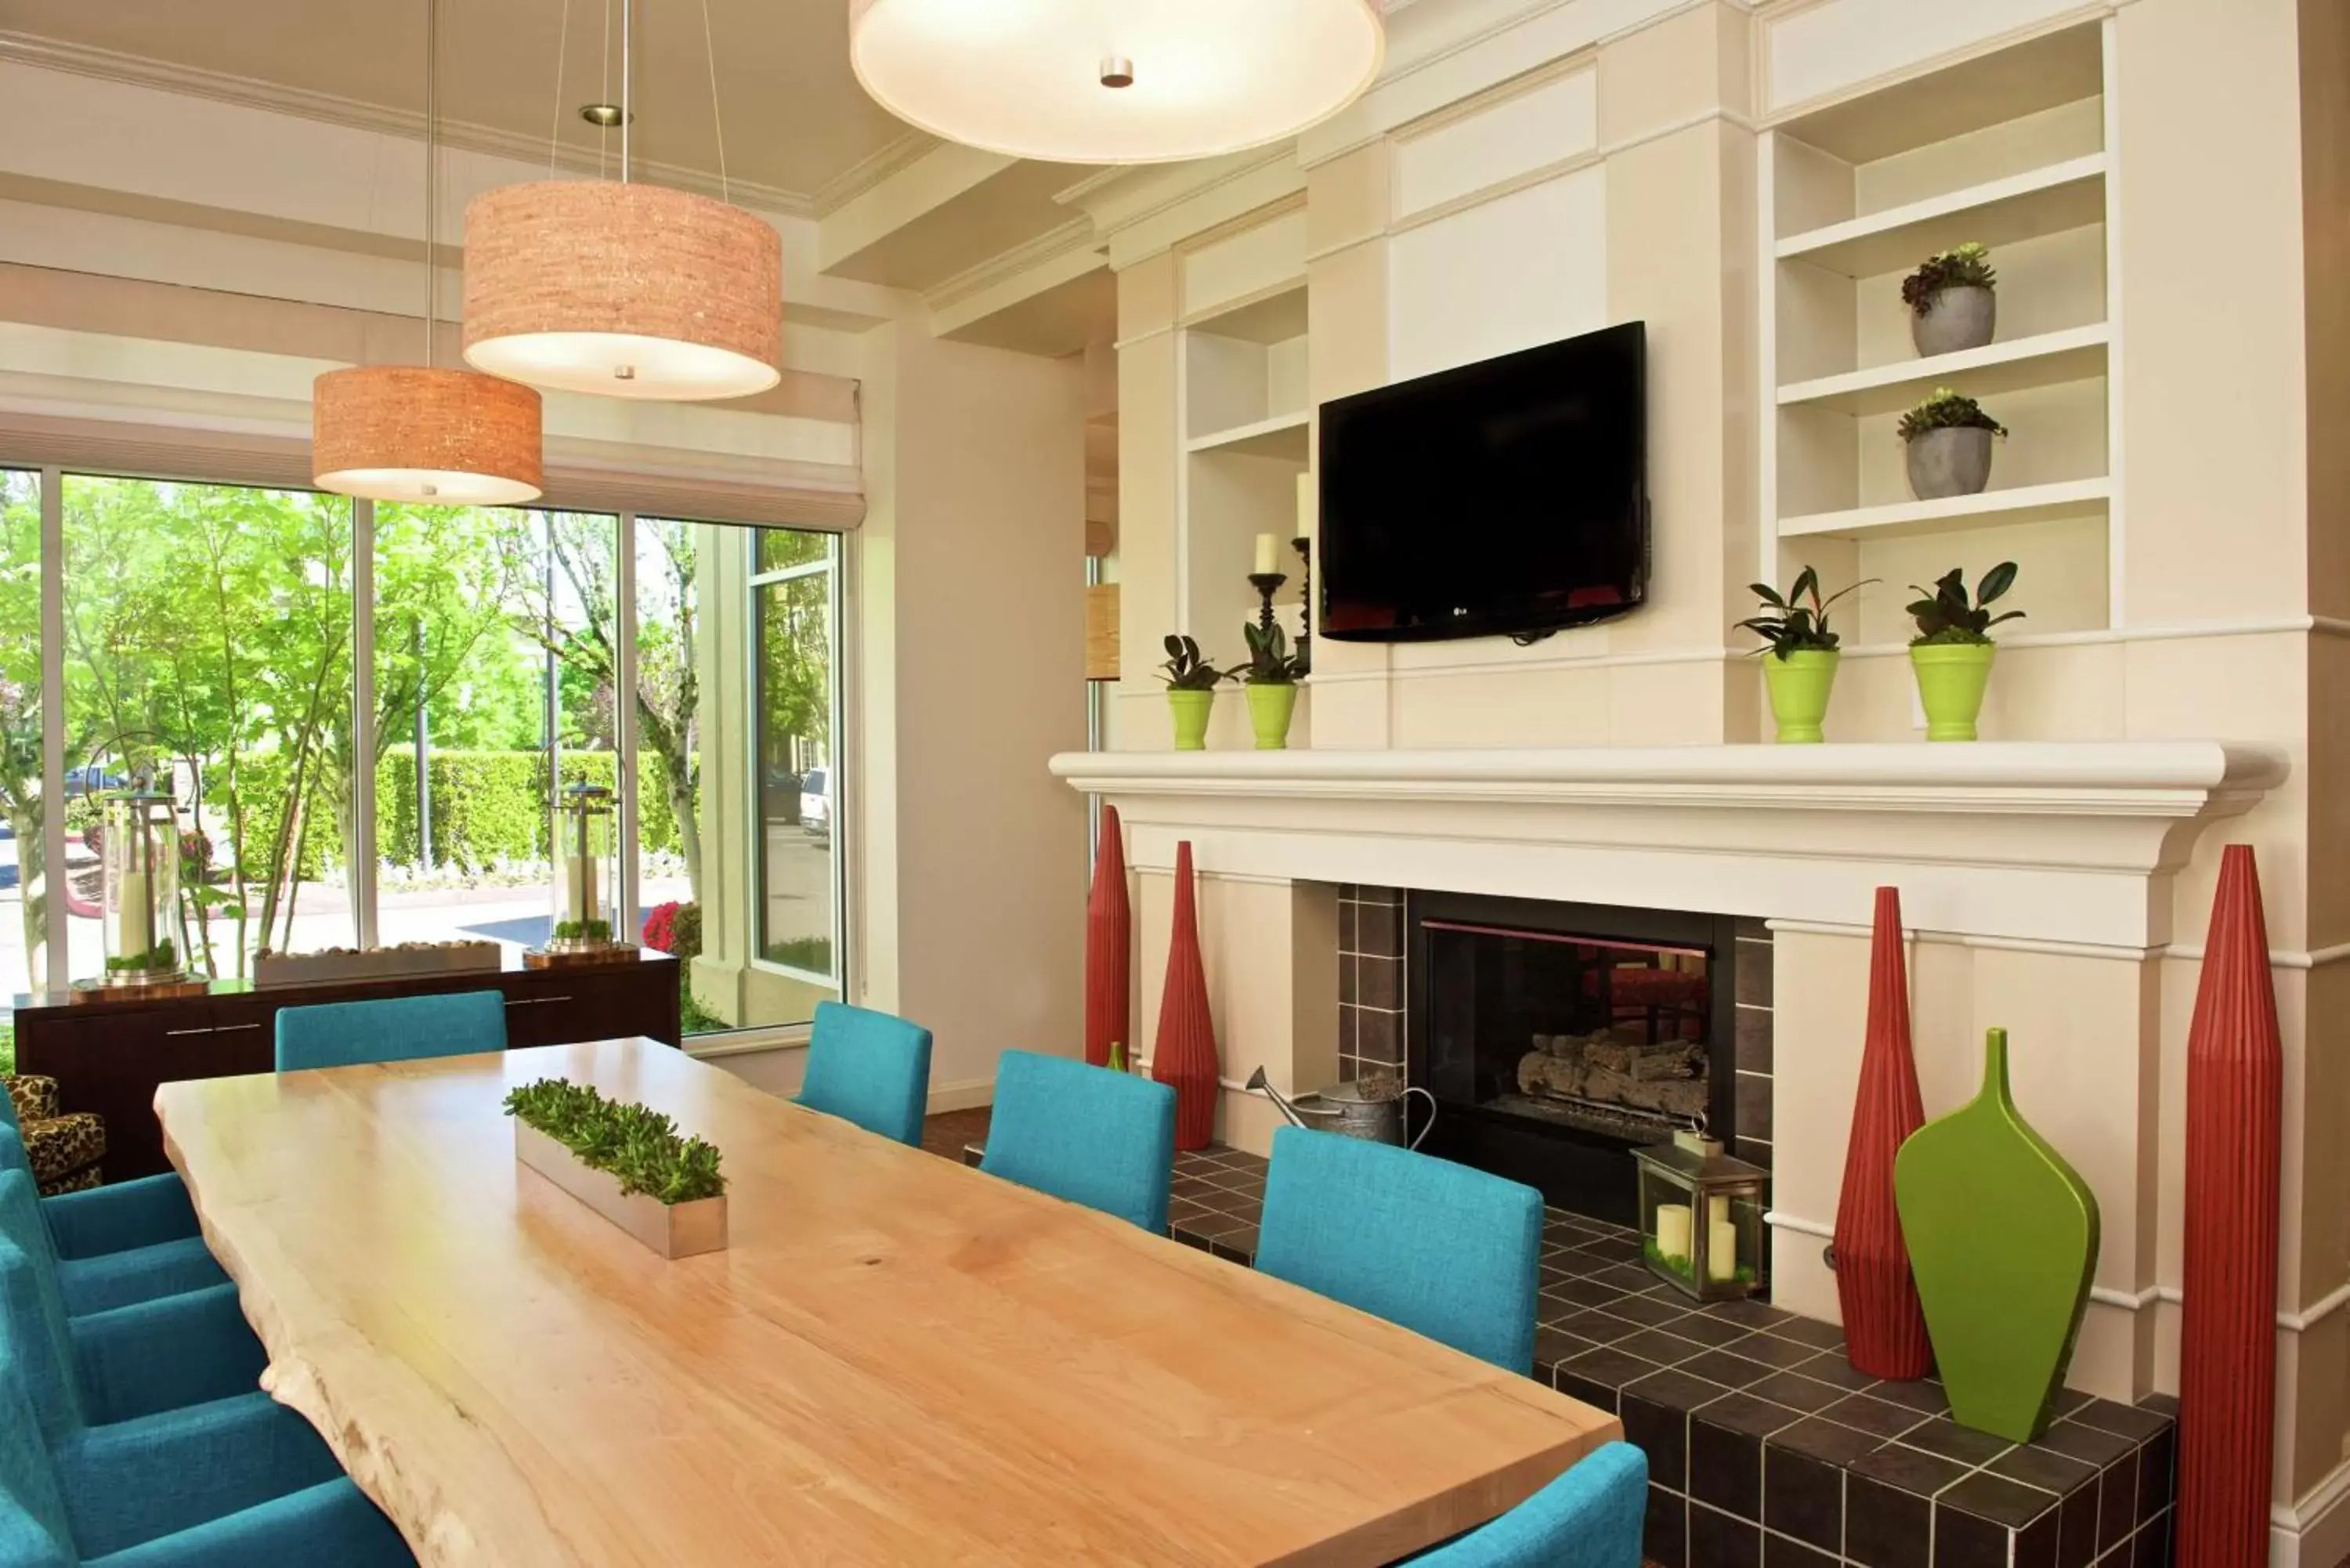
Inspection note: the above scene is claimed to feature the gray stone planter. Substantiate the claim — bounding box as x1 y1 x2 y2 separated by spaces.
1912 285 1996 356
1907 425 1995 500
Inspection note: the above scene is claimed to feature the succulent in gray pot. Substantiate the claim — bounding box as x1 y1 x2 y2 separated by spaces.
1899 388 2006 501
1901 243 1997 356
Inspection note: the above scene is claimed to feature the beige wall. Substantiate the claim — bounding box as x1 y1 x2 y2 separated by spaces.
858 325 1090 1102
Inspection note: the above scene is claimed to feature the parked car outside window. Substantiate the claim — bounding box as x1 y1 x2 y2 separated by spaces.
800 768 830 839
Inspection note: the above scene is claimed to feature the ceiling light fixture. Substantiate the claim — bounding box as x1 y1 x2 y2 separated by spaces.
314 0 543 504
461 0 782 402
578 103 630 127
846 0 1386 164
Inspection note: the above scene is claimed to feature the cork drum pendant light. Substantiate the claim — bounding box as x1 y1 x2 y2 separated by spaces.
461 0 781 402
848 0 1386 165
314 0 543 504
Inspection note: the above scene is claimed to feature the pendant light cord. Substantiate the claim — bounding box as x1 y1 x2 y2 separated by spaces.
619 0 632 182
546 0 572 178
700 0 729 204
422 0 439 367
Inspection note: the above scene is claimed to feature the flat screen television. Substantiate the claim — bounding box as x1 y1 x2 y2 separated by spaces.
1318 320 1647 643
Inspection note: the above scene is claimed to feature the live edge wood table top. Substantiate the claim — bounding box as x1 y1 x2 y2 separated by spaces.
155 1039 1618 1567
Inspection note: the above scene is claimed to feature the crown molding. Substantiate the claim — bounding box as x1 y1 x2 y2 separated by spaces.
809 130 941 218
0 29 820 219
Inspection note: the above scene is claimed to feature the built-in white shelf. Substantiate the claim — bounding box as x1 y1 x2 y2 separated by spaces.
1778 476 2112 542
1187 409 1310 461
1777 154 2106 279
1777 324 2111 417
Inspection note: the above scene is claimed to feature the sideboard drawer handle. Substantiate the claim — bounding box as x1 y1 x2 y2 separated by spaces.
163 1026 217 1038
504 996 574 1007
212 1023 262 1033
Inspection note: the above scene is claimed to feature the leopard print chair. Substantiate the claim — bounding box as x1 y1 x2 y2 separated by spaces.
3 1075 105 1194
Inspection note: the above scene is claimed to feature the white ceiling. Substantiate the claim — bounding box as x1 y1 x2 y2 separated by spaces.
2 0 920 204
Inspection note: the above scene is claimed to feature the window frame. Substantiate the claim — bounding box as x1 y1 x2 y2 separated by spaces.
744 537 848 999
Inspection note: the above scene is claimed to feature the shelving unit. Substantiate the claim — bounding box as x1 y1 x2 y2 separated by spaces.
1759 17 2121 645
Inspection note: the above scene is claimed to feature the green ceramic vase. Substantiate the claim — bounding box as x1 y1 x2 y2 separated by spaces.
1167 689 1215 751
1910 641 1997 741
1245 682 1297 750
1762 649 1839 743
1893 1028 2099 1443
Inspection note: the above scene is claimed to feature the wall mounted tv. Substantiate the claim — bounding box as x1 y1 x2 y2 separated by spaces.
1318 320 1647 644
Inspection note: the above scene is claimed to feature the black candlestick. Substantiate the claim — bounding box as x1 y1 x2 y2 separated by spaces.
1292 537 1312 675
1247 572 1288 642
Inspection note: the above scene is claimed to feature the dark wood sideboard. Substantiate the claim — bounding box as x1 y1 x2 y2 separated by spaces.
14 951 682 1180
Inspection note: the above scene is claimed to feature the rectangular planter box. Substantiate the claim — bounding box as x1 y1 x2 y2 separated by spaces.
513 1121 728 1259
256 943 501 988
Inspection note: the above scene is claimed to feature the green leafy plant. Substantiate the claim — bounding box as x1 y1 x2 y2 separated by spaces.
504 1077 726 1205
1739 568 1874 659
1897 387 2007 443
1907 564 2024 646
1157 634 1231 692
552 918 613 942
1900 243 1996 315
104 938 179 974
1239 621 1305 686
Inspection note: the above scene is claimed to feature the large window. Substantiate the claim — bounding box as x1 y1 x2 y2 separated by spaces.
2 469 844 1043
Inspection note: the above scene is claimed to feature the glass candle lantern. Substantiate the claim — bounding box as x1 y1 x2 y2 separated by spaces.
1632 1131 1770 1302
101 787 185 984
549 782 619 949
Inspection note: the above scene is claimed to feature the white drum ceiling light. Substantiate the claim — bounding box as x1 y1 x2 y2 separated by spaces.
847 0 1386 165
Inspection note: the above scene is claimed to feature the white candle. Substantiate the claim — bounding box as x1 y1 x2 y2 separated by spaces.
1708 1218 1739 1282
1253 533 1278 576
1654 1203 1692 1263
116 869 151 960
562 853 596 924
1707 1193 1730 1228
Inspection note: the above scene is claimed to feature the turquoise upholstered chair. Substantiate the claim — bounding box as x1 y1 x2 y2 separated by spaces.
0 1320 410 1567
274 990 507 1073
978 1051 1176 1234
0 1171 410 1564
1410 1443 1649 1568
0 1131 218 1317
1254 1126 1544 1375
794 1002 933 1147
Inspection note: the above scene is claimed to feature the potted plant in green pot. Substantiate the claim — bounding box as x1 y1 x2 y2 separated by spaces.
1907 563 2024 741
1159 634 1229 751
1900 388 2007 500
1902 243 1997 356
1238 621 1305 749
1740 567 1871 743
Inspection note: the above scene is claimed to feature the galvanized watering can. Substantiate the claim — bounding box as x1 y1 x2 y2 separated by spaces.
1245 1066 1435 1150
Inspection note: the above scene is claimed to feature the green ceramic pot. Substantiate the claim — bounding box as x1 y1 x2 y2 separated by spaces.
1910 641 1997 742
1762 649 1839 743
1167 688 1215 751
1244 682 1297 750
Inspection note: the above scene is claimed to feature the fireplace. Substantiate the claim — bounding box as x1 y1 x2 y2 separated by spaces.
1407 891 1741 1225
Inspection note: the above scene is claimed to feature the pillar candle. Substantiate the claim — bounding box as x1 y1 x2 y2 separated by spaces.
1253 533 1278 575
1707 1193 1730 1227
1654 1202 1692 1263
116 869 151 961
562 854 596 924
1708 1218 1739 1281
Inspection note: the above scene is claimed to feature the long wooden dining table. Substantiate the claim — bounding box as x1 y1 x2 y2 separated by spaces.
155 1039 1619 1566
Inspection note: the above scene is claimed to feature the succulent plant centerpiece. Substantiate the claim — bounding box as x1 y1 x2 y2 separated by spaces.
1900 387 2007 500
1902 242 1998 355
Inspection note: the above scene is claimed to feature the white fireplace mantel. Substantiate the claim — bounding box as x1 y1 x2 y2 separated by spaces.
1049 742 2290 951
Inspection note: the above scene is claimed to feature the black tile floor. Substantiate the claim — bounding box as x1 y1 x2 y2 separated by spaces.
1155 1144 2178 1568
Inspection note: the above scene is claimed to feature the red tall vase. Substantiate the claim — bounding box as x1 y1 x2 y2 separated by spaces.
1835 886 1935 1379
1152 841 1220 1151
1083 804 1131 1069
2178 845 2282 1568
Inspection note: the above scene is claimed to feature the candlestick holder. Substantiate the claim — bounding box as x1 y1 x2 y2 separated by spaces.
1292 537 1312 675
1247 572 1288 641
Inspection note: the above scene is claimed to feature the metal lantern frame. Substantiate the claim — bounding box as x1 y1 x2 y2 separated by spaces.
1632 1132 1770 1302
547 781 620 952
99 786 186 986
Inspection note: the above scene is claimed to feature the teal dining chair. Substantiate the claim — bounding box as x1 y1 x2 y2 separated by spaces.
0 1129 219 1317
978 1051 1176 1233
1408 1442 1649 1568
1253 1126 1544 1375
275 990 508 1073
794 1002 933 1147
0 1311 411 1567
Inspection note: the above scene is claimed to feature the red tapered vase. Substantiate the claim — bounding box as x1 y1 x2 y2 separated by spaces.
2178 844 2282 1568
1835 886 1935 1379
1152 841 1220 1151
1084 804 1132 1069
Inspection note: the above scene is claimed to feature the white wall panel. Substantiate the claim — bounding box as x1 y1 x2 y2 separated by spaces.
1394 67 1598 220
1766 0 2086 113
1387 165 1606 381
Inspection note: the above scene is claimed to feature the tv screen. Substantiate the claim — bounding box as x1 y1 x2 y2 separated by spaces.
1318 321 1647 643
